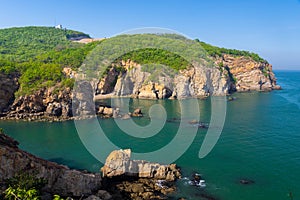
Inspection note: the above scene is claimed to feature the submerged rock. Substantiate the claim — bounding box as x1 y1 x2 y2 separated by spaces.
239 178 255 185
130 108 143 117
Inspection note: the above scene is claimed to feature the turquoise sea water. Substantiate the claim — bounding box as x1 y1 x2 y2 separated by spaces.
1 71 299 200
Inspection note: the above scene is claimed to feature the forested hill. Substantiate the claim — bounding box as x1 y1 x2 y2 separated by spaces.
0 26 97 96
0 26 268 97
0 26 90 61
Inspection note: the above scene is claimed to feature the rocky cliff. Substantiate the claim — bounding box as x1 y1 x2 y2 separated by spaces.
0 55 281 121
0 85 73 121
96 59 230 99
217 54 281 92
0 73 19 114
96 57 280 100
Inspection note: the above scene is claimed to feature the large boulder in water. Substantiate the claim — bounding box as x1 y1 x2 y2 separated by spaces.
101 149 181 181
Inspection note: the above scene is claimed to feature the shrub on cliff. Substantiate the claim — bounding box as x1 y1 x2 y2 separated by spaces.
196 39 267 63
3 173 46 200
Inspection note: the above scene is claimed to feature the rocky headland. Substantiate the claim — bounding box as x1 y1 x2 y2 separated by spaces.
0 27 281 121
0 54 281 122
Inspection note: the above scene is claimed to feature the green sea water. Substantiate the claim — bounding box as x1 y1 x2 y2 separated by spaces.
1 71 299 200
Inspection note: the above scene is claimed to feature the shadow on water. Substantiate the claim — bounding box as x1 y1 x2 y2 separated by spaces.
48 157 88 171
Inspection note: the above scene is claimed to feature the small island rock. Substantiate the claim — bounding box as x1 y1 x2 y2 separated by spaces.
101 149 181 181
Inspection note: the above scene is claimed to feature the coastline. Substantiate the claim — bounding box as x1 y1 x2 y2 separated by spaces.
0 131 184 200
0 89 281 123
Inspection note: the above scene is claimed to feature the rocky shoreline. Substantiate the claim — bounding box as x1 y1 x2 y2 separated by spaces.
0 130 182 200
0 54 281 122
100 149 182 199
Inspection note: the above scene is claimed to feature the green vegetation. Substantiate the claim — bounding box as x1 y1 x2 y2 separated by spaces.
196 40 268 63
3 172 67 200
0 26 97 96
0 26 89 62
3 173 46 200
0 26 269 96
53 195 65 200
119 48 191 71
82 33 212 79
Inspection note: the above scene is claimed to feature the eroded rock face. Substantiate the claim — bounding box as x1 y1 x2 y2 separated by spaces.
0 55 281 121
218 54 281 92
0 73 19 113
101 149 181 181
96 60 230 99
96 57 280 100
0 132 102 197
1 86 73 121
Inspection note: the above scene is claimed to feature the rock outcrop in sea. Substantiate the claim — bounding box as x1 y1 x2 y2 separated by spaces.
101 149 181 181
101 149 182 200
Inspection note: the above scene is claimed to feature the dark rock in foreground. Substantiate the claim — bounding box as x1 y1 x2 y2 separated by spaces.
0 131 102 198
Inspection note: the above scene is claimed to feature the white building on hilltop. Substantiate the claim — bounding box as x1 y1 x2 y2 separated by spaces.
55 24 63 29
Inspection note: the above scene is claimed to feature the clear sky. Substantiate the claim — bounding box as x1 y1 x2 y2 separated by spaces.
1 0 300 70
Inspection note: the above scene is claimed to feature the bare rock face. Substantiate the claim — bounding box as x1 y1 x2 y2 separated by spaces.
218 54 281 92
0 131 102 197
95 56 281 100
96 60 230 99
2 85 73 121
101 149 181 181
97 67 120 95
0 73 19 113
174 64 230 97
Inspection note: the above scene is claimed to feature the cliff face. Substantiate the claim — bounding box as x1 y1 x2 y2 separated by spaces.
0 54 281 121
96 60 230 99
96 57 280 100
218 54 281 92
0 73 19 113
0 85 72 121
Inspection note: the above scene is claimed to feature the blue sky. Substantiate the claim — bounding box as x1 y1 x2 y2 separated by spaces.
1 0 300 70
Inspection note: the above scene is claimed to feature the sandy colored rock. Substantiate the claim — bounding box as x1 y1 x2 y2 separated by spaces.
101 149 181 180
217 54 280 92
